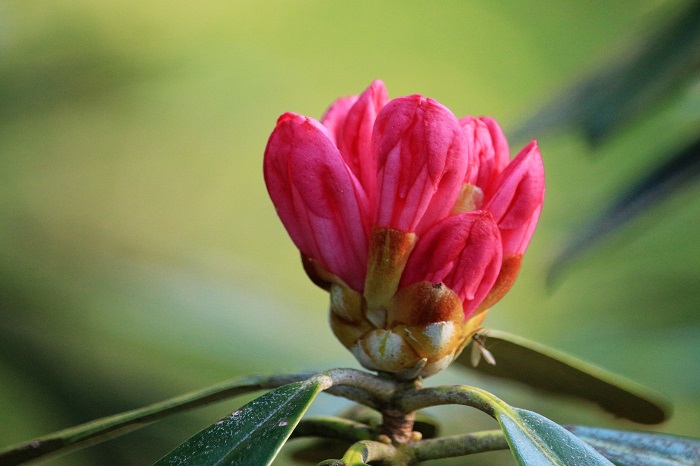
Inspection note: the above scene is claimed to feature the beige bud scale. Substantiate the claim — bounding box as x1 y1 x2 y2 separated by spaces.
306 227 489 378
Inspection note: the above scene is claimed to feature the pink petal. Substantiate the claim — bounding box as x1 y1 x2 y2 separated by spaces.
321 95 359 146
399 211 502 318
373 95 469 234
335 80 388 203
460 116 510 192
484 141 545 255
264 112 370 290
481 117 510 173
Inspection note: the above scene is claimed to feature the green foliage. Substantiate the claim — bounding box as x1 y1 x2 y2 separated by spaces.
511 1 700 278
153 380 323 466
0 373 314 465
566 426 700 466
511 1 700 144
0 368 697 465
459 329 669 424
497 409 613 466
1 1 699 465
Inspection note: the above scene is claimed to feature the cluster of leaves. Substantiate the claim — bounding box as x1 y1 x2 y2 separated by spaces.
1 330 698 465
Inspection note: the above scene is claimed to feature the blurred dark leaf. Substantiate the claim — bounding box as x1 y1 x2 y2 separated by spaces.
567 425 700 466
153 380 323 466
550 135 700 280
497 408 614 466
511 1 700 144
456 329 670 424
510 0 700 285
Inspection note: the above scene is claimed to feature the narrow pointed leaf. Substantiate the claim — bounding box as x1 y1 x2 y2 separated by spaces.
510 2 700 144
567 426 700 466
0 374 298 466
456 329 670 424
153 379 324 466
398 385 613 464
497 408 614 466
550 135 700 280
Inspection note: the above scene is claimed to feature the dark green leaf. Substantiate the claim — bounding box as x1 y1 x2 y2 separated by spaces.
510 1 700 145
0 373 309 465
153 379 324 466
498 408 614 466
457 329 670 424
550 135 700 281
567 425 700 466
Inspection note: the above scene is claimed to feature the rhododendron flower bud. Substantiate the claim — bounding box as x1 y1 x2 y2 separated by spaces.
264 80 544 378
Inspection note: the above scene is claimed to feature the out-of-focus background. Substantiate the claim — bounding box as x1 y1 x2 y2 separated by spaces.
1 1 698 465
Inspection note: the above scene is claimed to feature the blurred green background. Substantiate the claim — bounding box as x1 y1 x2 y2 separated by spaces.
1 1 698 465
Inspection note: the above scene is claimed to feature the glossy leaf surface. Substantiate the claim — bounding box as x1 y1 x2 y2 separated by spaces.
0 374 281 466
498 408 614 466
568 426 700 466
153 379 323 466
457 329 669 424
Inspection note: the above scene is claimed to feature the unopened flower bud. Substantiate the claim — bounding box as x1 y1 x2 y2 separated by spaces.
264 81 544 377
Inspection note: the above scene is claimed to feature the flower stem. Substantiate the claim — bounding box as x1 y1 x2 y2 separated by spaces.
410 429 508 461
340 440 405 465
396 384 509 416
379 408 416 444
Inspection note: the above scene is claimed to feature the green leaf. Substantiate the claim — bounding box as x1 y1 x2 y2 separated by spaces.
510 1 700 145
153 379 324 466
497 408 614 466
550 135 700 283
0 373 310 465
567 426 700 466
457 329 670 424
398 385 614 464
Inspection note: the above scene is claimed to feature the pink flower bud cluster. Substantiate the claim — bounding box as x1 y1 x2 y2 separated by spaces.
264 81 544 377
